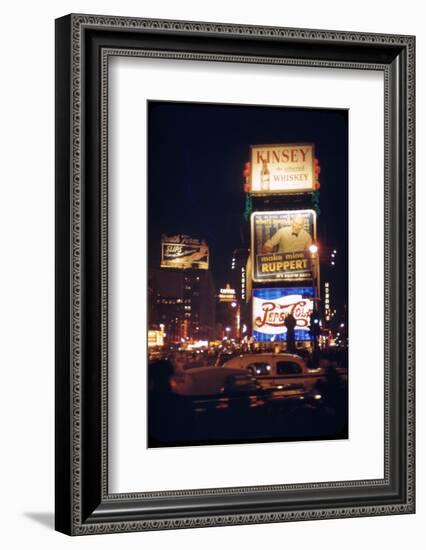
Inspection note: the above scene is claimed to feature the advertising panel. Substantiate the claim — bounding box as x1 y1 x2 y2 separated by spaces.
251 210 316 283
161 234 209 270
218 284 236 303
252 287 315 342
250 143 315 195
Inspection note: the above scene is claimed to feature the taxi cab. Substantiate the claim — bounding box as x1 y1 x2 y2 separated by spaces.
221 353 325 391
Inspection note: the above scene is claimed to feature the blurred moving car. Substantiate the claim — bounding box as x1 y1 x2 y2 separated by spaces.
170 366 255 396
169 365 317 416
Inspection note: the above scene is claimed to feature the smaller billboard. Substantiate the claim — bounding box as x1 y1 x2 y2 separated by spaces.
252 287 315 342
250 143 315 195
161 235 209 270
218 284 236 303
251 210 316 283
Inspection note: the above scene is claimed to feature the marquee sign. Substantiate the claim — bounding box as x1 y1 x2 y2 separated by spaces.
148 330 164 348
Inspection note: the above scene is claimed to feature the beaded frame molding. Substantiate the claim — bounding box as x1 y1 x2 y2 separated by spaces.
55 14 415 535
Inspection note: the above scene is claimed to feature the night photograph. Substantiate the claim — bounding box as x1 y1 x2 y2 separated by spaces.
147 100 348 448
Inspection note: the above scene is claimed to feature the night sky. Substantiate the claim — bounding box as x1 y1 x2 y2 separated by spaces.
148 101 348 304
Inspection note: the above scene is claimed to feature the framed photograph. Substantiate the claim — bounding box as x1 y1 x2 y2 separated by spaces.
55 14 415 535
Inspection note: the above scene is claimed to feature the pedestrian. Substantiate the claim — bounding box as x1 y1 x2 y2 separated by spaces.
284 312 296 353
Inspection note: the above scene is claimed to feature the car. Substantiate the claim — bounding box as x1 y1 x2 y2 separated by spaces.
221 352 327 391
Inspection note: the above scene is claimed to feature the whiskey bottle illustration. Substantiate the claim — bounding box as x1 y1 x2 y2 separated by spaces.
260 160 270 191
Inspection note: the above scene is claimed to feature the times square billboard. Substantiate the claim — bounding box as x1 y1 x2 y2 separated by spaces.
250 143 315 195
251 210 316 283
252 287 315 342
160 234 209 270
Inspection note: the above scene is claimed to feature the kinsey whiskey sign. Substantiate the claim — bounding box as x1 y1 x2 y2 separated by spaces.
250 143 315 195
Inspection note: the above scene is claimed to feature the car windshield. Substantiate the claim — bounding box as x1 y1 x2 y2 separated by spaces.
276 361 302 375
216 352 239 366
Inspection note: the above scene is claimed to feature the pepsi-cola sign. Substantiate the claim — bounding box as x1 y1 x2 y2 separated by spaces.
252 287 315 342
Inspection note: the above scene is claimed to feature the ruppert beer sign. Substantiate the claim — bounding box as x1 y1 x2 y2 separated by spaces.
251 210 316 283
161 234 209 270
252 287 315 342
250 143 315 195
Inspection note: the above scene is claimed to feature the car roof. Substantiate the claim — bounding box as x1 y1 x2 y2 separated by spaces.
224 353 305 364
183 366 245 376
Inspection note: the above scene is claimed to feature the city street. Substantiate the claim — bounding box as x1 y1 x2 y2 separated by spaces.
148 349 348 447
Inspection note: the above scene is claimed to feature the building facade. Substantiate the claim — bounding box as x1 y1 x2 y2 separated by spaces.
149 268 216 343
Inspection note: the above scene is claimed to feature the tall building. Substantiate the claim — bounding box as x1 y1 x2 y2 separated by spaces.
149 268 216 343
183 269 216 341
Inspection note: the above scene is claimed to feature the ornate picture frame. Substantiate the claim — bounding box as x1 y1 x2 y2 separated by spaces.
55 14 415 535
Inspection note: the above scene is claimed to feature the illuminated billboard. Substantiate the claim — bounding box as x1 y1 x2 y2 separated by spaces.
218 284 236 303
251 210 316 283
148 330 164 347
161 235 209 270
252 287 315 342
250 143 315 195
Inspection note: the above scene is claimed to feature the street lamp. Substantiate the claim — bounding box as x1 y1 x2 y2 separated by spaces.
309 242 321 358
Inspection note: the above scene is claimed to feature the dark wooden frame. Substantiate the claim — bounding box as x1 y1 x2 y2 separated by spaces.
55 14 415 535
